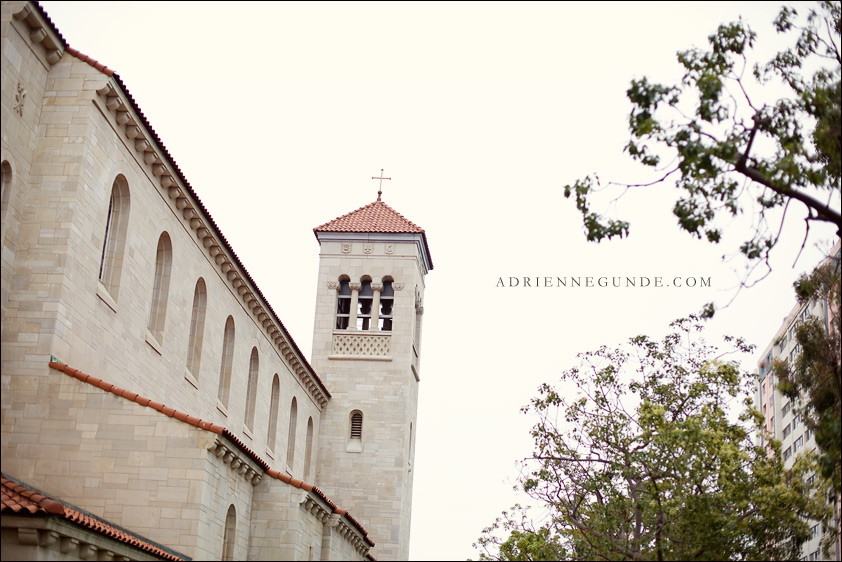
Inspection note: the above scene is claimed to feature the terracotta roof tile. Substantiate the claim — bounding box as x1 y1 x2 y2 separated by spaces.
47 360 372 545
314 200 434 270
1 474 185 561
64 46 115 77
314 200 425 234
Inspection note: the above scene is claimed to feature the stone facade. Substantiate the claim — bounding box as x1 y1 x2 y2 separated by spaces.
311 233 430 561
1 2 430 560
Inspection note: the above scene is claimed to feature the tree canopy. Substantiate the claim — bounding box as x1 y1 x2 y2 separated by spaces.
473 317 831 561
774 248 841 496
564 2 840 284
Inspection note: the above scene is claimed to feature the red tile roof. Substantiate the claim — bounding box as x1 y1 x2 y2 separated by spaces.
1 474 185 561
65 46 114 76
314 200 434 270
47 360 374 547
315 200 425 234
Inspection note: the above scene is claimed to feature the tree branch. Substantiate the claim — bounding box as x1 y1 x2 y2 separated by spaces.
735 158 841 233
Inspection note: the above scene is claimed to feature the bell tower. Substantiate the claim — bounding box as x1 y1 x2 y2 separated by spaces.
311 197 432 560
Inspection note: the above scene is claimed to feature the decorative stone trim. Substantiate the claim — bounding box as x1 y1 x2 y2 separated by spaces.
9 525 129 561
300 494 333 524
415 285 424 314
94 82 329 409
13 82 26 116
327 513 372 557
13 4 62 65
297 494 370 555
207 438 263 485
331 333 391 358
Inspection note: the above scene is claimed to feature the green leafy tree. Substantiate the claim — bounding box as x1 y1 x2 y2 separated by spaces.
473 505 568 561
564 2 840 279
474 318 831 561
774 250 841 497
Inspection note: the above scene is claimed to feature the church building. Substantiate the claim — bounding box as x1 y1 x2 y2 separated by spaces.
1 2 432 560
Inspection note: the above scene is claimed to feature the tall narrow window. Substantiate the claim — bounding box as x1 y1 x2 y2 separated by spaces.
336 278 351 329
409 422 413 465
1 160 12 249
217 316 235 409
147 232 172 343
186 279 207 379
244 348 259 432
222 505 236 561
98 176 130 299
351 410 363 439
356 279 373 330
267 375 280 452
1 161 13 315
414 301 423 352
304 417 314 478
287 397 298 469
347 410 363 453
379 279 394 331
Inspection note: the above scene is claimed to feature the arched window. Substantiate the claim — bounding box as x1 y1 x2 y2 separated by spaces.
351 410 363 439
347 410 363 453
217 316 235 409
287 397 298 469
267 374 280 452
147 232 172 344
98 175 130 300
336 277 351 329
1 160 12 246
244 347 259 432
304 417 314 478
1 161 13 314
222 504 236 561
356 278 373 330
379 278 394 331
185 278 207 379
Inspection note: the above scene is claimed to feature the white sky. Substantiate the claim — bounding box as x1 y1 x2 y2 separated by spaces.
37 2 840 560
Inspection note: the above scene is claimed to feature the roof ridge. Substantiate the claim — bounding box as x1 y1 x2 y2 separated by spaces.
64 46 115 76
314 199 425 234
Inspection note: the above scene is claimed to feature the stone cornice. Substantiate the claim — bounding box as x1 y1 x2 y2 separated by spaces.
12 2 64 66
298 494 371 558
315 231 432 274
207 437 264 486
93 81 330 409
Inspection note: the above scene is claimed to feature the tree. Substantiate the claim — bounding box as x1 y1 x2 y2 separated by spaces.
564 2 840 291
775 250 841 496
473 317 831 561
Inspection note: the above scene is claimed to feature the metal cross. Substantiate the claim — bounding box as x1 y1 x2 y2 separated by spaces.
372 169 391 201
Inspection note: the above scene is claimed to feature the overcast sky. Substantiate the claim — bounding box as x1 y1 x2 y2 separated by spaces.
37 2 840 560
